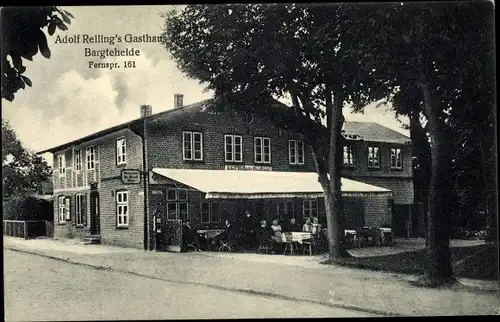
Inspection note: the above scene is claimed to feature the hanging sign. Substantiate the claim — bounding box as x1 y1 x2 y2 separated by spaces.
121 169 141 184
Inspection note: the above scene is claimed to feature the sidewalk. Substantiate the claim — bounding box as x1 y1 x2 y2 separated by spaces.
4 237 499 316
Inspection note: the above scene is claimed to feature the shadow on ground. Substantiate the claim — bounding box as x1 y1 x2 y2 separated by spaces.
323 243 498 281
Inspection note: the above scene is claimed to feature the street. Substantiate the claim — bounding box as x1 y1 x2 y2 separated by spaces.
4 249 376 320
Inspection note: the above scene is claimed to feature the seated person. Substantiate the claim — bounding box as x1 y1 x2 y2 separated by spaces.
302 217 312 233
270 218 284 252
284 217 301 232
256 219 275 247
311 217 322 235
211 219 237 249
182 220 201 251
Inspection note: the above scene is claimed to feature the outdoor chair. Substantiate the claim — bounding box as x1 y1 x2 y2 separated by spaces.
302 238 313 256
184 238 199 252
218 239 232 252
283 232 299 255
257 240 272 254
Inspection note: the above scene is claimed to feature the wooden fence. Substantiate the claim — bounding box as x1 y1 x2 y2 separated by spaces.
3 220 54 239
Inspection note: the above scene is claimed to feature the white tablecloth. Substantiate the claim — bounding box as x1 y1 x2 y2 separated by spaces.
282 232 312 244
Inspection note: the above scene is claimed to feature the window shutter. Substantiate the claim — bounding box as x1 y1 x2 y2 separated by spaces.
65 197 71 221
83 194 88 226
72 195 77 225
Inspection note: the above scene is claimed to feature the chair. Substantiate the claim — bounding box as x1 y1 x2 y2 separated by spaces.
218 239 232 252
302 239 313 255
283 232 298 255
184 238 199 252
257 240 272 254
313 232 328 254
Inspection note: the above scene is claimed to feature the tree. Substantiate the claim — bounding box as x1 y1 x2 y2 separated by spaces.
1 6 73 101
353 1 495 285
2 119 52 199
162 4 388 259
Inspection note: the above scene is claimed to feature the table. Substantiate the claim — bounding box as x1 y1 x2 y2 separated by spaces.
282 232 312 244
197 229 226 240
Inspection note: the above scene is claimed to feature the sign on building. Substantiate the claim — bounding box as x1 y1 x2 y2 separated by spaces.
224 165 272 171
121 169 141 184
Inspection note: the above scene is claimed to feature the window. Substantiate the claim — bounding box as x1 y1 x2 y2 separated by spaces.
303 199 318 218
343 145 355 166
201 202 221 223
289 140 305 165
57 155 66 175
390 148 402 169
183 131 203 161
86 146 95 170
278 200 296 218
224 135 243 162
74 150 82 171
75 194 85 226
116 191 129 227
167 189 177 201
166 188 189 221
254 137 271 164
116 137 127 165
58 196 66 223
367 146 380 168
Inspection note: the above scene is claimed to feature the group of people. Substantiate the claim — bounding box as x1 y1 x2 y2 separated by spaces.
180 209 324 253
255 216 323 253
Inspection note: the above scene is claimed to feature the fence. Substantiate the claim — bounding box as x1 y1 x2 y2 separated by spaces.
3 220 54 239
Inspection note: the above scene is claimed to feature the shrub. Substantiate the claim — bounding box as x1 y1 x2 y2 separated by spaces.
3 195 53 221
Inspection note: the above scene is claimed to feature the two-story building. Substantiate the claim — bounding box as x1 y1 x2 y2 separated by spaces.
38 95 412 251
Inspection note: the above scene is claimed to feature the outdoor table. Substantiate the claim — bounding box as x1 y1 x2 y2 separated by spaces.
197 229 226 250
281 232 312 244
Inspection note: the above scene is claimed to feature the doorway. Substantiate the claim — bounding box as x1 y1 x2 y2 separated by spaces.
89 191 100 235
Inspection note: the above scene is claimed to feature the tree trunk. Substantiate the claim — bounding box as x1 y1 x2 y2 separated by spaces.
419 78 455 286
327 87 349 258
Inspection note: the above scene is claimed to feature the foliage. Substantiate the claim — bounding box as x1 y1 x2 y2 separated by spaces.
3 195 53 221
1 6 73 101
2 119 52 199
352 1 495 284
162 4 394 258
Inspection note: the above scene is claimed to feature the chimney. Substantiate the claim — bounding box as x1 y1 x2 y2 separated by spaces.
140 105 152 118
174 94 184 108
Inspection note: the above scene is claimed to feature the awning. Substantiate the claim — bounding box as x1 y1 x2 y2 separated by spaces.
151 168 392 199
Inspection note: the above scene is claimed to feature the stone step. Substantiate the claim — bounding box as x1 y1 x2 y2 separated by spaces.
82 235 101 245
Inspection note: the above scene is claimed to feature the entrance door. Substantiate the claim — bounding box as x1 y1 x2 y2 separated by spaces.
90 191 100 235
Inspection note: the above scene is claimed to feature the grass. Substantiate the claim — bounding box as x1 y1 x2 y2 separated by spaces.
324 243 498 281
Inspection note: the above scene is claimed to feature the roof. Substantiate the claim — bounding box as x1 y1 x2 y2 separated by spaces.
152 168 392 199
37 98 410 154
343 121 410 144
37 99 213 154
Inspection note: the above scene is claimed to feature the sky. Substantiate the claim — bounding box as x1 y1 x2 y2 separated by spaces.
2 5 409 167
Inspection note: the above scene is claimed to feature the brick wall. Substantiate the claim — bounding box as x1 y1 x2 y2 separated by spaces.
147 109 316 172
52 191 90 240
354 177 414 204
99 178 144 249
51 128 145 248
341 140 413 179
364 195 392 227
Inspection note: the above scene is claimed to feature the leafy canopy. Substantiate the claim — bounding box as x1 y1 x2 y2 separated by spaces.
1 6 73 101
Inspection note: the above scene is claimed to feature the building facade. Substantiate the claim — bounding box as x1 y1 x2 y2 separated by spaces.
39 96 412 250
